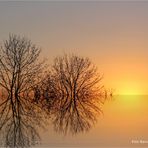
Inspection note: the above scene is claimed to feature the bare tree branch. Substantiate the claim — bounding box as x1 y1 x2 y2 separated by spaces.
0 34 46 148
41 54 111 135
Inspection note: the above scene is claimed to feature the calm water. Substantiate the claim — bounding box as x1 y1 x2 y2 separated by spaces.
1 95 147 148
38 95 148 148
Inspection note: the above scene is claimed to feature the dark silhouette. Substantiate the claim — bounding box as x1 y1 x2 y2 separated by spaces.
42 54 109 134
0 34 45 148
33 86 41 104
0 34 112 147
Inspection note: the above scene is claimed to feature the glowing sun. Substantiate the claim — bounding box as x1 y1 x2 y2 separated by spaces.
118 81 143 95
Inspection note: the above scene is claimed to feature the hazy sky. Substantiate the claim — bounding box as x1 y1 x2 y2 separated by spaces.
0 1 148 147
1 1 148 94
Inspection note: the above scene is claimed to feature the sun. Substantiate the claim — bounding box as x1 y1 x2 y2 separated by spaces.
115 81 143 109
118 81 143 95
119 87 141 95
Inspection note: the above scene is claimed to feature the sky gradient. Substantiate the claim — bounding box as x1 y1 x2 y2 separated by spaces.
0 1 148 147
1 2 148 95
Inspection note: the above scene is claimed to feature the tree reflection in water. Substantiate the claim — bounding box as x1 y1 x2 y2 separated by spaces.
41 54 110 135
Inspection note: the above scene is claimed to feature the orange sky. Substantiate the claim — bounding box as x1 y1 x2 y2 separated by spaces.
0 2 148 147
1 2 148 95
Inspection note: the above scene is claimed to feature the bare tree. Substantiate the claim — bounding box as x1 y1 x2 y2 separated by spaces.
43 54 109 134
0 34 45 148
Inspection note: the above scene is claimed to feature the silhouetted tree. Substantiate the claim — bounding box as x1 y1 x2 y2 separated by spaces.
43 54 108 134
0 34 45 148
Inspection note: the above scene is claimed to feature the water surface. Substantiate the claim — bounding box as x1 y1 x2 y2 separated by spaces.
39 95 148 148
